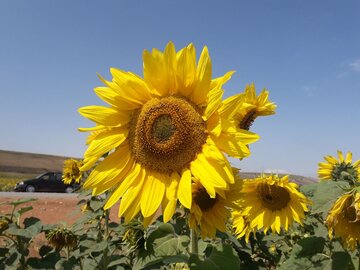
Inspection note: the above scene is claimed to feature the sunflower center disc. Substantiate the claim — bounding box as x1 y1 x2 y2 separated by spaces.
343 198 358 223
129 96 207 174
257 183 291 211
239 110 257 130
194 187 217 211
152 115 176 143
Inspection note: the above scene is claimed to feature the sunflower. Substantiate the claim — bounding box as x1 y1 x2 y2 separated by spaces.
222 83 276 131
79 42 259 225
236 174 310 234
326 192 360 251
318 151 360 183
232 210 253 242
188 179 243 239
62 159 83 184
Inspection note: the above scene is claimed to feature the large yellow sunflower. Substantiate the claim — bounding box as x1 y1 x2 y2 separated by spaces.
235 175 310 234
62 159 83 184
222 83 276 131
326 192 360 251
318 151 360 182
188 179 243 239
78 42 259 224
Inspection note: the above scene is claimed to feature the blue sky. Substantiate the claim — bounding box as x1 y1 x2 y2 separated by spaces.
1 0 359 177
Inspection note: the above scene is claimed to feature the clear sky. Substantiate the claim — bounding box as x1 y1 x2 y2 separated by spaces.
1 0 359 178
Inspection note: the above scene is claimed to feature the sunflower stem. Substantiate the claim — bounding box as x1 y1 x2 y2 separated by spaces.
104 208 110 240
191 229 199 255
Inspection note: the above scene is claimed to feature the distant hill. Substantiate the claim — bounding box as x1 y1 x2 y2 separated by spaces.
239 172 318 186
0 149 318 185
0 150 76 175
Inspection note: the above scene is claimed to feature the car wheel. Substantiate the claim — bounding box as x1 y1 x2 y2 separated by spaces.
26 185 35 192
65 187 73 193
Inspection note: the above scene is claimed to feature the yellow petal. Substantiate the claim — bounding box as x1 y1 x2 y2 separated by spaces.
204 88 223 120
163 198 177 223
78 106 130 127
324 155 337 165
94 87 140 110
345 152 353 164
143 48 168 96
190 152 232 197
219 93 244 119
140 171 166 217
206 113 222 137
104 163 143 210
84 143 133 190
192 46 212 105
210 71 235 90
84 127 128 160
337 150 344 162
118 169 145 216
176 44 196 96
178 169 192 209
110 68 152 104
164 42 178 94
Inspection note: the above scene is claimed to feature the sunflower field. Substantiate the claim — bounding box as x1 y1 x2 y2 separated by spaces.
1 43 360 269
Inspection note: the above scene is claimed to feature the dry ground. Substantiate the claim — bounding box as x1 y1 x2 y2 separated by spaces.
0 194 120 258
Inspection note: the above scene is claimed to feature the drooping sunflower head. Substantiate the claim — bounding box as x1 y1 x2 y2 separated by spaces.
318 151 360 183
237 174 311 234
224 83 276 131
326 192 360 251
78 42 259 226
188 179 243 239
46 227 78 251
62 159 83 184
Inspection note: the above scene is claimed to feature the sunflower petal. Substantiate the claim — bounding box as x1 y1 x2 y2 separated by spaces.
192 46 212 105
79 106 130 127
140 171 166 217
178 169 192 209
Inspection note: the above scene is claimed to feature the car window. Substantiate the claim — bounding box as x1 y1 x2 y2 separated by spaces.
55 174 62 181
42 174 50 181
48 173 55 181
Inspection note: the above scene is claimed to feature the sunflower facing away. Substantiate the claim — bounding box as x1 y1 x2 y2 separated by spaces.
318 151 360 183
188 179 243 239
235 174 311 234
326 192 360 251
222 83 276 131
62 159 83 184
78 42 259 225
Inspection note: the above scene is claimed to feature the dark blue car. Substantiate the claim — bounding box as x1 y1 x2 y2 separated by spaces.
14 172 80 193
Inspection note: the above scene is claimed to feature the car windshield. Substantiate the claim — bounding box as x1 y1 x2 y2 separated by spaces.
36 173 48 179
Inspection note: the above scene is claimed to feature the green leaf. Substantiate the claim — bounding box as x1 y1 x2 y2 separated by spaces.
301 181 350 216
133 223 189 270
8 198 37 207
154 235 190 257
23 217 41 229
189 244 240 270
0 247 9 257
54 256 79 270
295 237 325 257
323 252 355 270
17 206 33 216
39 245 53 257
27 252 61 269
89 199 105 212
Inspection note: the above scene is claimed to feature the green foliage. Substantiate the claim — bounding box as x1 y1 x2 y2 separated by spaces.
1 181 360 269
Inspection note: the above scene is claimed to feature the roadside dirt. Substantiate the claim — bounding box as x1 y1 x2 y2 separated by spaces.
0 194 120 225
0 194 121 258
